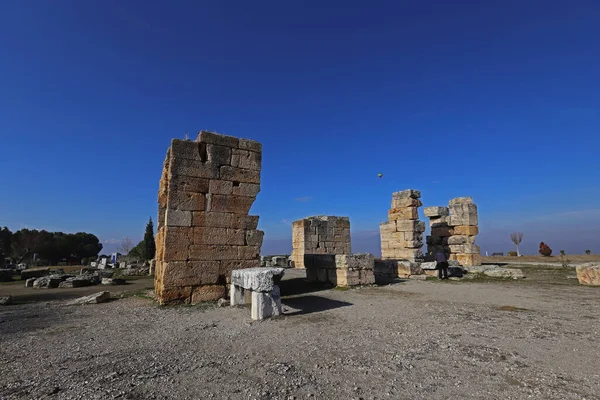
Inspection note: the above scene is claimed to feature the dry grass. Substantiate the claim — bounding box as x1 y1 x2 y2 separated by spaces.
483 254 600 263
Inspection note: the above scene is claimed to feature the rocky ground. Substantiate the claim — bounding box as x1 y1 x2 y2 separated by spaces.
1 266 599 400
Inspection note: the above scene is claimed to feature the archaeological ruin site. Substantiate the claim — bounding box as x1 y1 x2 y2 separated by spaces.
153 131 491 305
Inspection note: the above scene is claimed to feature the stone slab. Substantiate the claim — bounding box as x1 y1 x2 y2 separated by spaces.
230 267 284 292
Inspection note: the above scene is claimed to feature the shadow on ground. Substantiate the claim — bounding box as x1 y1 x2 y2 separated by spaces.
279 277 334 297
282 295 352 316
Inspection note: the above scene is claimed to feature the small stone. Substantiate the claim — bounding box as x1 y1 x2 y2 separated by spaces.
67 291 111 305
0 295 13 305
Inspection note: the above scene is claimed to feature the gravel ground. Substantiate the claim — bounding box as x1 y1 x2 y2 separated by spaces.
1 269 599 400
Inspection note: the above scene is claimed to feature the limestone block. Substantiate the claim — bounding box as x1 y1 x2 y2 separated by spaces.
388 207 419 220
462 244 481 254
447 235 476 245
232 182 261 197
456 253 481 267
382 248 422 260
305 254 336 270
237 245 261 260
207 194 255 214
423 206 449 217
188 245 239 261
397 262 423 277
391 198 423 209
430 217 451 227
219 166 261 184
431 226 454 237
360 269 375 284
449 197 473 206
306 268 317 282
392 189 421 200
67 291 110 305
220 260 260 280
169 157 220 180
575 264 600 286
230 267 284 292
245 230 264 247
334 253 374 270
165 209 192 227
168 175 210 194
231 148 262 171
161 261 221 287
209 180 234 195
251 286 282 320
453 225 479 235
420 261 437 270
206 143 232 166
197 130 240 148
239 138 262 153
395 220 425 233
167 191 206 211
403 231 424 241
335 269 360 287
245 215 259 230
373 259 398 276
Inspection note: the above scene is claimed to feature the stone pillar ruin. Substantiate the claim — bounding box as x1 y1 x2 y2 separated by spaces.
447 197 480 266
290 216 351 269
154 131 264 305
380 189 425 261
424 206 451 256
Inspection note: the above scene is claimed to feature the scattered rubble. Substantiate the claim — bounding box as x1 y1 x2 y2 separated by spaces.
575 264 600 286
0 295 12 305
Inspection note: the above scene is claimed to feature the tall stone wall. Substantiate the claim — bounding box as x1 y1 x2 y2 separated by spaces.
290 216 351 269
380 189 425 261
447 197 480 266
155 131 264 305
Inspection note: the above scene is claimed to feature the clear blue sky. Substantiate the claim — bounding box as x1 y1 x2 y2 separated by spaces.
1 0 599 256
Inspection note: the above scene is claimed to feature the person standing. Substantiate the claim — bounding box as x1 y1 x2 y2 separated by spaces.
435 250 449 280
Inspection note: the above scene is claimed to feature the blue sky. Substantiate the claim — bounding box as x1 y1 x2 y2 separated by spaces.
1 0 599 256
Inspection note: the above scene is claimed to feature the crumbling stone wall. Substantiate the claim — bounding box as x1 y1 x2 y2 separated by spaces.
290 216 351 269
380 189 425 261
155 131 264 305
425 197 480 266
447 197 480 266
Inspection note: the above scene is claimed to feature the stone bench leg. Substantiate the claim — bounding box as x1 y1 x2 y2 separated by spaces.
250 285 282 320
230 284 245 306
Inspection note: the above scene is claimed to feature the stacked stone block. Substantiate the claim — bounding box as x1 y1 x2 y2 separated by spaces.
447 197 480 266
333 254 375 287
155 131 264 305
380 189 425 261
290 216 351 269
424 206 451 256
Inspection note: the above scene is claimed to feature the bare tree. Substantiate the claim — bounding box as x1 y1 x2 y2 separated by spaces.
119 237 133 263
510 232 523 257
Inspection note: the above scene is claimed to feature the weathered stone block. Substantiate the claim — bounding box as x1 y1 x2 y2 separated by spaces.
161 261 221 287
334 253 374 270
397 261 423 277
188 245 239 261
167 191 206 211
168 175 210 194
392 189 421 199
208 194 255 214
165 209 192 227
191 285 227 303
449 197 473 205
197 130 240 148
450 214 478 227
391 198 422 208
335 269 360 287
209 180 233 195
456 253 481 267
431 226 454 237
575 264 600 286
423 206 449 217
447 235 476 245
169 157 220 179
239 138 262 153
245 230 264 247
232 182 261 197
453 225 479 235
219 166 260 184
462 244 481 254
388 207 419 220
231 148 262 171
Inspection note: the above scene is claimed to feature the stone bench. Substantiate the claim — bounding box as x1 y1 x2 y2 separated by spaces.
230 267 285 320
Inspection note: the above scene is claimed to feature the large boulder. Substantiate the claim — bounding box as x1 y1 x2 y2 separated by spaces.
576 264 600 286
21 267 50 280
33 276 63 288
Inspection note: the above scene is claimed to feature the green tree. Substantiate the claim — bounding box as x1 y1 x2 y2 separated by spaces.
144 217 156 260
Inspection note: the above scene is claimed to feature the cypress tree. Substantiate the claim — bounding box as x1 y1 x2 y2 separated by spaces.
143 217 156 260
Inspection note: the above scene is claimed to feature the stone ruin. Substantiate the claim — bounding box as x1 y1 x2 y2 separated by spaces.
289 216 375 287
425 196 481 266
380 189 426 261
154 131 264 305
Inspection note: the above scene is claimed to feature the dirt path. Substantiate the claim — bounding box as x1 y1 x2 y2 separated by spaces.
1 269 599 400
